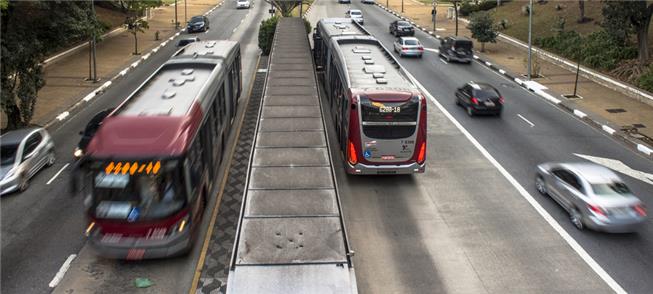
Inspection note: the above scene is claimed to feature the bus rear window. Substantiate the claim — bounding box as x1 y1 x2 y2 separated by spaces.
361 96 419 122
363 125 416 139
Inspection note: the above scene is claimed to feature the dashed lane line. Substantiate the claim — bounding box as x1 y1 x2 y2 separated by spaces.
46 163 70 185
48 254 76 288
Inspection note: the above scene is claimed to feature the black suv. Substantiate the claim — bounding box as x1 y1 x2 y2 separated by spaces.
455 82 504 116
439 36 473 63
187 15 209 33
389 20 415 36
74 108 113 158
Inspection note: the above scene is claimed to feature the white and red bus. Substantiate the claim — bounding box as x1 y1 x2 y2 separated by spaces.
313 18 427 175
72 40 241 259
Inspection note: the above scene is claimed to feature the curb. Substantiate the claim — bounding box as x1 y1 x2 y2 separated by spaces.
375 3 653 160
42 1 225 132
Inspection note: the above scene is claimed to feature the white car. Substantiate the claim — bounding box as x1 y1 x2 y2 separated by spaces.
236 0 250 9
346 9 364 25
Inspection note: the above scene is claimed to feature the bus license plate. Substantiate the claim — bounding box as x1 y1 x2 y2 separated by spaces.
381 155 395 160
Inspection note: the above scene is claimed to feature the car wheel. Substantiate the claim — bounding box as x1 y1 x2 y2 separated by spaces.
466 106 474 116
496 111 502 117
570 208 584 230
535 175 547 195
455 97 461 106
46 151 56 167
18 174 29 192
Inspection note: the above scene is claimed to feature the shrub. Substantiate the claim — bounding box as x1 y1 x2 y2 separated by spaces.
459 2 477 17
258 16 279 55
477 1 497 11
638 68 653 92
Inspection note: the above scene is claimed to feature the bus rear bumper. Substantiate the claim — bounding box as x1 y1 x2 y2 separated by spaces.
88 230 192 260
347 162 425 175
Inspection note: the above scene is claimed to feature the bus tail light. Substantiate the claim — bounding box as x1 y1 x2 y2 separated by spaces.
348 140 358 165
417 142 426 164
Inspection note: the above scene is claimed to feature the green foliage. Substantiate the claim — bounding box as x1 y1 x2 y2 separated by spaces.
467 11 498 49
601 1 637 46
460 0 500 16
1 1 101 129
536 30 636 71
258 16 279 55
638 67 653 92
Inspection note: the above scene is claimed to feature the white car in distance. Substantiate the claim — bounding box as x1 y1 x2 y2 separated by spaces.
237 0 250 9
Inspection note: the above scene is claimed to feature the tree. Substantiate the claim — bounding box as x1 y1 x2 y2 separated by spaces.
467 11 498 52
1 1 94 130
452 0 461 36
267 0 308 17
578 0 586 23
602 1 653 66
125 16 149 55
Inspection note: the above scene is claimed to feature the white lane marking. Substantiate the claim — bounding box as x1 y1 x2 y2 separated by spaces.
82 92 96 102
637 144 653 156
573 109 587 118
141 53 151 60
517 114 535 127
575 153 653 185
48 254 77 288
56 112 70 121
424 48 439 53
47 163 70 185
402 69 627 294
233 27 238 33
119 69 128 76
602 125 616 135
485 61 492 66
439 58 448 64
499 69 506 74
131 60 140 68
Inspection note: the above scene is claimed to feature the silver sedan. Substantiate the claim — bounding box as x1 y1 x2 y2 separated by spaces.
535 162 647 233
1 127 56 195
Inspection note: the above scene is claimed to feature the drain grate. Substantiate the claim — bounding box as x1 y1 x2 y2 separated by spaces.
606 108 627 113
633 123 646 128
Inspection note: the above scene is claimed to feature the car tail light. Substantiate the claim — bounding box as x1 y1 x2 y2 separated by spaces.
633 203 647 217
348 140 358 165
418 46 424 51
417 142 426 164
402 47 408 51
471 97 479 104
588 204 606 217
499 96 505 104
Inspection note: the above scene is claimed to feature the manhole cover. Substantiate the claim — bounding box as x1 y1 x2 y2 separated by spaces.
633 123 646 128
606 108 627 113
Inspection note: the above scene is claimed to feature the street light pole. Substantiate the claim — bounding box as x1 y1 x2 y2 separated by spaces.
528 0 533 81
184 0 187 24
432 0 436 32
402 0 404 13
87 0 98 82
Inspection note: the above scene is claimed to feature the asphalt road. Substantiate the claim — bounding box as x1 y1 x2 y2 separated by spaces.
309 0 653 293
0 1 266 293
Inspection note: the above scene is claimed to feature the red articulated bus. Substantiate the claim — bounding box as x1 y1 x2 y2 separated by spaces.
72 40 241 259
313 18 427 175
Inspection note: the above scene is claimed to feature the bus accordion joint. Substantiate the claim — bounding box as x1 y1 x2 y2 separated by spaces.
417 142 426 164
348 140 358 165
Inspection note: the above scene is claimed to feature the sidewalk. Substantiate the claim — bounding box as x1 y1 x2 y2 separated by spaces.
384 0 653 144
1 0 217 129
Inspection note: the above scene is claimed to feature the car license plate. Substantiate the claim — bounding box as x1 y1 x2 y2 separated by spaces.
484 101 495 107
403 28 410 31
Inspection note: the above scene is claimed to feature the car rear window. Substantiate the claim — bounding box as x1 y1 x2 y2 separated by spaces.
591 182 631 196
351 11 361 15
453 40 473 50
404 39 419 45
473 89 500 99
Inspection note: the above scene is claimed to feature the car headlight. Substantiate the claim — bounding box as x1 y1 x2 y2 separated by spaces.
74 147 84 158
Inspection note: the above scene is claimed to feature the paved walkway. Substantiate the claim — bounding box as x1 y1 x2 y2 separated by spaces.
385 0 653 141
1 0 217 128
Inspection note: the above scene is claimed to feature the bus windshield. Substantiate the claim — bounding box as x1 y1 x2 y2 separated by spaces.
83 160 187 221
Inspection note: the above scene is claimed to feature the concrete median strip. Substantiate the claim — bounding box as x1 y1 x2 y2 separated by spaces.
602 125 616 135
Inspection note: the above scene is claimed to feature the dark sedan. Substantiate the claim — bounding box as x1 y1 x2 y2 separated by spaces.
186 15 209 33
455 82 504 116
389 20 414 36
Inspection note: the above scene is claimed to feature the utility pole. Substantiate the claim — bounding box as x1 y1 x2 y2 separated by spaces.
184 0 187 24
402 0 404 13
528 0 533 81
432 0 436 32
174 0 179 29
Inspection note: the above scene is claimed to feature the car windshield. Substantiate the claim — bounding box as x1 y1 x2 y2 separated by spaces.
591 182 632 196
85 160 187 221
190 16 203 23
397 21 410 26
1 144 18 166
473 89 500 100
404 39 419 45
